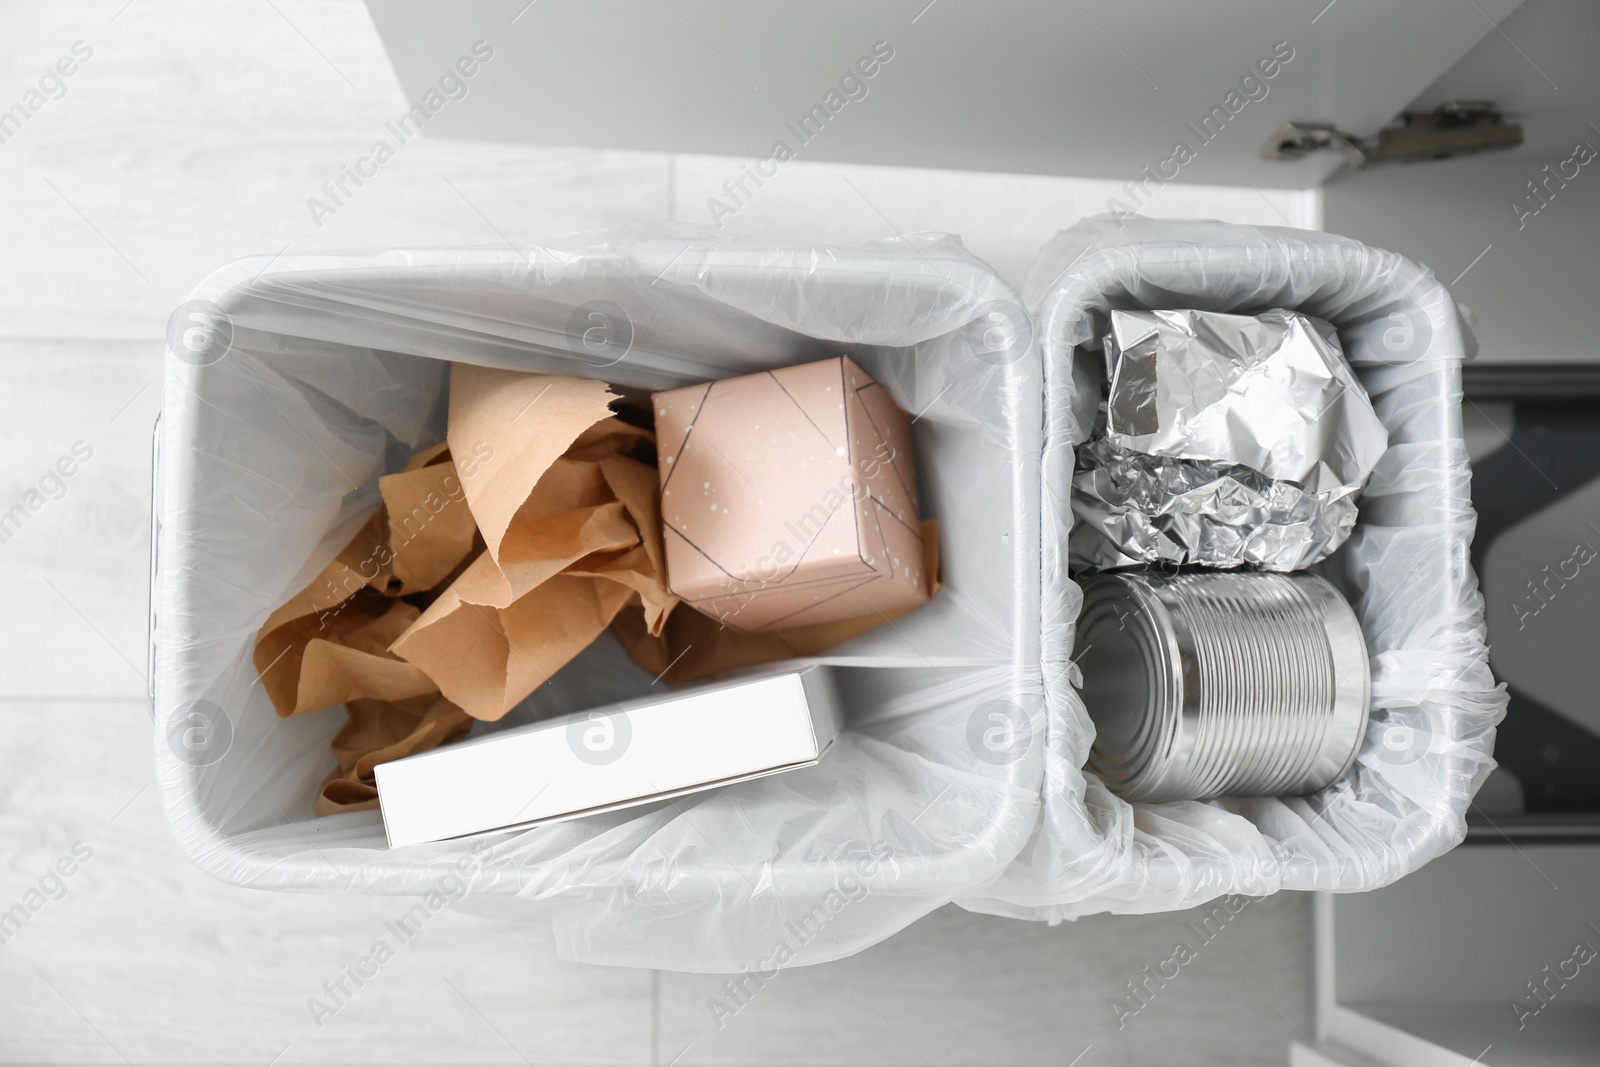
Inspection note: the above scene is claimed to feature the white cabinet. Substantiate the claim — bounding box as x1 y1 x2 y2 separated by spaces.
365 0 1520 189
1325 0 1600 365
1315 846 1600 1066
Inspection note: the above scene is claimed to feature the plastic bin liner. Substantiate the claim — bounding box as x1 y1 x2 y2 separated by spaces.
154 226 1045 970
958 217 1506 921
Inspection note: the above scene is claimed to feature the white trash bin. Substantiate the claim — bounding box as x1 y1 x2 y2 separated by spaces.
959 217 1506 921
153 227 1046 970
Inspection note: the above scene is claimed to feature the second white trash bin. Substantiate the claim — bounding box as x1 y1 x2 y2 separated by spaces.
959 217 1507 921
154 227 1046 971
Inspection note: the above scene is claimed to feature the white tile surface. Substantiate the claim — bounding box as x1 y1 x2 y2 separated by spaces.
0 339 161 700
0 1 1315 1064
0 0 674 341
659 896 1311 1067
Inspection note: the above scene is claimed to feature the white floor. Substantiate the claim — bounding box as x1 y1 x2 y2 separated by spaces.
1 3 1314 1064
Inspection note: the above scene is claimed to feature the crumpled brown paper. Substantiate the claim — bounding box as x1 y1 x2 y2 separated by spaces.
314 694 473 816
388 365 678 721
258 364 679 743
445 365 622 570
252 508 458 813
252 511 438 717
613 520 941 686
377 442 481 595
390 555 638 722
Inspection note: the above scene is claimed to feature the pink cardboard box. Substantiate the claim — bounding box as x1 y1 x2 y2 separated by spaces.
654 356 930 633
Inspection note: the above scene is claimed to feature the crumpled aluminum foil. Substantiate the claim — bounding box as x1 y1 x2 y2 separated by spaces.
1071 308 1388 572
1071 438 1360 571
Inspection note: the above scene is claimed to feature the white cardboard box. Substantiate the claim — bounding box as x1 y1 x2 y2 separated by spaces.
375 666 842 848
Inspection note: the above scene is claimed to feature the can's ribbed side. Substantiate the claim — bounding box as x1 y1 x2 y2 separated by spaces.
1077 571 1370 802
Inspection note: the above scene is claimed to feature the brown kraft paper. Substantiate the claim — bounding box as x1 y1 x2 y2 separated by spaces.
314 694 474 816
387 366 678 720
253 513 437 718
390 556 637 721
377 443 482 596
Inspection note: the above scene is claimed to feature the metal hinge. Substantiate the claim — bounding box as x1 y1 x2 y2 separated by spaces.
1261 101 1523 169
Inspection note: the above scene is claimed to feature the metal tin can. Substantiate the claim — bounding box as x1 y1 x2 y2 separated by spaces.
1075 570 1370 802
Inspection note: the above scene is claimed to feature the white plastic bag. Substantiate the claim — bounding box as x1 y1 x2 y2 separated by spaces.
154 226 1046 970
959 217 1506 921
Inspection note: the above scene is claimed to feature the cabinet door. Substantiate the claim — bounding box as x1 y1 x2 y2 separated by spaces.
1326 0 1598 364
367 0 1522 189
